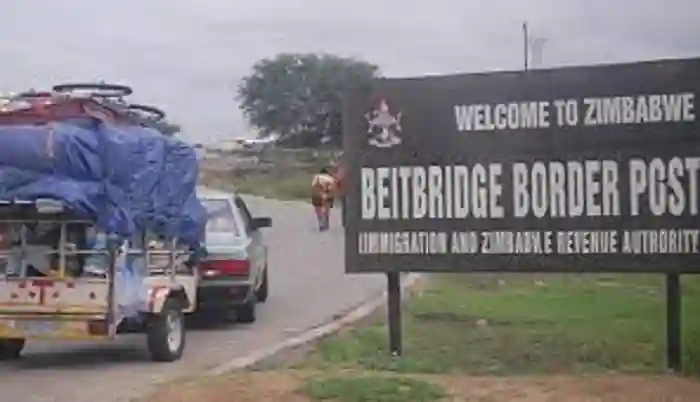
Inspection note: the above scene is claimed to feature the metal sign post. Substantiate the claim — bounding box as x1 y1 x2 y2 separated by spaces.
666 273 682 372
386 272 403 356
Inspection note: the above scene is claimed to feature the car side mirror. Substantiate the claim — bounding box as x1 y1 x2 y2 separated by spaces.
250 217 272 231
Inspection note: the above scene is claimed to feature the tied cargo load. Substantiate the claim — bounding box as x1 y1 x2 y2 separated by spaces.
0 84 206 246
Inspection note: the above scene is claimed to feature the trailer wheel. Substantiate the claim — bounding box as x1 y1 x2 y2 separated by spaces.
0 338 25 360
146 297 185 362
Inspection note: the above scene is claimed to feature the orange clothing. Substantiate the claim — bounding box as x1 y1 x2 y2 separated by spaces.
312 173 337 231
312 173 336 202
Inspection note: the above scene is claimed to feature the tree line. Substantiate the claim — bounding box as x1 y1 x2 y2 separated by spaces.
236 53 379 148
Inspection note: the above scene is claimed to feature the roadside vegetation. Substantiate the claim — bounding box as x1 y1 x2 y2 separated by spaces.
200 148 338 200
306 274 700 375
146 274 700 402
204 167 312 200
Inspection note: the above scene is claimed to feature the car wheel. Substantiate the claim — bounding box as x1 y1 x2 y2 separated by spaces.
146 297 186 362
0 338 25 360
235 297 257 324
255 266 269 303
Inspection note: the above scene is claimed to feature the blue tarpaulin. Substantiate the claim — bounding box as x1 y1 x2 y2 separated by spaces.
0 119 206 247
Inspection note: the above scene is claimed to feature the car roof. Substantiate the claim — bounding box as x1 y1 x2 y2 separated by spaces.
196 186 237 200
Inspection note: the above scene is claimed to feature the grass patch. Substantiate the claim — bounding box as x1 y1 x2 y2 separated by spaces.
142 274 700 402
301 375 445 402
226 171 312 200
306 274 700 376
200 148 337 201
202 169 313 200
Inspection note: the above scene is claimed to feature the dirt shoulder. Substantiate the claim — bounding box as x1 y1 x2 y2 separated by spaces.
146 369 700 402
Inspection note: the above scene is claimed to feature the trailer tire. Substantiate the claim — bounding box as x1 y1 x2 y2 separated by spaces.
146 297 185 362
0 338 25 360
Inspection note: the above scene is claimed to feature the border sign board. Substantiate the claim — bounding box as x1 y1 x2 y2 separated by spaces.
343 57 700 274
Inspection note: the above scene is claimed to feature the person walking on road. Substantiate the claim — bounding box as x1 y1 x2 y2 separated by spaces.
311 167 337 231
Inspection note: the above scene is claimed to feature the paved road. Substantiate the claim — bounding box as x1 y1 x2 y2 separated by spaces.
0 196 384 402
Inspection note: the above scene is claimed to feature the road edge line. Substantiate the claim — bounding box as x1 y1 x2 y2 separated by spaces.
204 273 422 377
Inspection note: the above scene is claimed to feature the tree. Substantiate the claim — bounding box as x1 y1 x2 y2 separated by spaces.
237 53 379 148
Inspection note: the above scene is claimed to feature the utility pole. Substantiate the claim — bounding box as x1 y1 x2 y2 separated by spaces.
522 22 529 71
522 22 547 70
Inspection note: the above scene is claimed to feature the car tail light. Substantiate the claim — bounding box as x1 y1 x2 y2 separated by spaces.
201 259 250 276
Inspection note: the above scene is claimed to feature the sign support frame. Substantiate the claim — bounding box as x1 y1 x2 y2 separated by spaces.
386 271 403 356
666 273 682 373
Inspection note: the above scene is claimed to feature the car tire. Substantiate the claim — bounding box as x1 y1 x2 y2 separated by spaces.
235 297 257 324
146 297 186 362
0 338 25 359
255 266 269 303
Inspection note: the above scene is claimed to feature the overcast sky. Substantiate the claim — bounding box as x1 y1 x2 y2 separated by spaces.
0 0 697 142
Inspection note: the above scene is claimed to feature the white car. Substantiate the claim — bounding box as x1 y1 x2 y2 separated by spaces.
196 187 272 322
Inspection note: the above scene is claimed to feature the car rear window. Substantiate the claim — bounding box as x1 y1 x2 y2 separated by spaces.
202 198 240 234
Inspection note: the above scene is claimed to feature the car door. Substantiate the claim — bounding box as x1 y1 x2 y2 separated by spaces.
233 196 264 286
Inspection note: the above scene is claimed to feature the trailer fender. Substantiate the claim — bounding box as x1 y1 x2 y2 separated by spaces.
147 286 190 314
